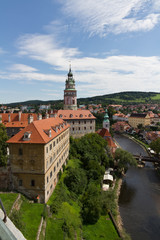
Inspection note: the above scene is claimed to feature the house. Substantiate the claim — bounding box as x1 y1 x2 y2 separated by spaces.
7 117 70 203
112 121 131 133
128 113 150 128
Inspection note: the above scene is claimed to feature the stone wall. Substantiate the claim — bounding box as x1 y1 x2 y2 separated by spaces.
0 166 11 191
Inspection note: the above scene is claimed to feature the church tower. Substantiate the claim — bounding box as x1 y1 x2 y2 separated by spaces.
103 109 110 131
64 66 77 110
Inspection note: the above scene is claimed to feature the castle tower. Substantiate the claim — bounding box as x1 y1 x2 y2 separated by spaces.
103 109 110 131
64 66 77 110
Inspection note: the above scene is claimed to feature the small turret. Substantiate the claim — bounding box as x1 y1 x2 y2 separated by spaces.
103 109 110 131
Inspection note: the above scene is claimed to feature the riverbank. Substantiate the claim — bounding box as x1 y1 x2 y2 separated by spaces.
114 133 160 240
115 178 131 240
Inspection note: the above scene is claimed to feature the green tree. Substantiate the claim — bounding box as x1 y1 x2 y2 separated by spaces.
150 138 160 156
64 166 87 195
81 182 101 224
0 124 8 166
115 148 137 174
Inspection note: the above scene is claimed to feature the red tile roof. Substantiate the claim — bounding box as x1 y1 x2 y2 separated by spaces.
97 128 111 138
7 117 69 144
1 113 38 123
57 110 96 120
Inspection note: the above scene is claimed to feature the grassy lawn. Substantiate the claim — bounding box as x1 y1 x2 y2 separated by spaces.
151 94 160 100
0 193 18 214
19 201 44 240
83 215 121 240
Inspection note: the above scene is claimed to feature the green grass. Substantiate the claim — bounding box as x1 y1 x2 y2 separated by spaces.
83 215 121 240
0 193 18 214
19 201 44 240
151 94 160 100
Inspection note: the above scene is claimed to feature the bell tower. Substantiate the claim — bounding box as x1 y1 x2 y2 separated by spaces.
64 66 77 110
103 109 110 131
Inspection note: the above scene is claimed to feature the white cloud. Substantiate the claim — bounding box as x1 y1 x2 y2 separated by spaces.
1 33 156 97
17 34 81 70
60 0 160 36
9 64 38 72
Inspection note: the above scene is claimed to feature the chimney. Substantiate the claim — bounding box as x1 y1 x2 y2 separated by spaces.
45 114 49 119
19 111 22 121
28 114 34 124
38 114 42 120
8 114 11 122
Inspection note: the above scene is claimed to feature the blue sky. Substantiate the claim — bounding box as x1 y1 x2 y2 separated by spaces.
1 0 160 104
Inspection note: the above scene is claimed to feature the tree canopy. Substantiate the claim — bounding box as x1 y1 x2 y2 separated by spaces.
115 148 137 174
150 138 160 156
0 123 8 166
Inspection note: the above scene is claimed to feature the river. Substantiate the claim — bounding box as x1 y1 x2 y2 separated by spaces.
114 134 160 240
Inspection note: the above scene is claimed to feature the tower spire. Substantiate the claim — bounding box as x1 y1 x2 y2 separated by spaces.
64 66 77 110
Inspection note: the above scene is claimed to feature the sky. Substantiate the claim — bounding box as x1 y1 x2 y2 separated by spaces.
1 0 160 104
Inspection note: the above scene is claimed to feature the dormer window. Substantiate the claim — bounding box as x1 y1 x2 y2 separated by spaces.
59 114 63 118
70 114 73 118
80 114 83 118
49 129 51 138
89 114 92 117
23 131 31 141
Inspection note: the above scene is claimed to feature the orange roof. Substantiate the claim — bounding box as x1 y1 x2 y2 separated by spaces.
3 121 28 128
107 138 117 148
7 117 69 144
57 110 96 120
97 128 111 138
1 113 38 123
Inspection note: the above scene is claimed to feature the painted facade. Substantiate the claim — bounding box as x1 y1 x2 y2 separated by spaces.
7 117 70 203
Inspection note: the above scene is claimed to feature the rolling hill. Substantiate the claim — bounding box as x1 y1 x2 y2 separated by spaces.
5 91 160 107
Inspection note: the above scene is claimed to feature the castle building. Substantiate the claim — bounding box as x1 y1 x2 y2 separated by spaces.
64 66 77 110
7 117 70 203
54 66 96 138
1 113 40 138
56 109 96 138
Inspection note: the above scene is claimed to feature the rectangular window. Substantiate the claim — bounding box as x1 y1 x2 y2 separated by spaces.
47 176 49 183
50 157 52 164
19 179 23 186
31 180 35 187
50 171 52 178
84 127 86 130
53 141 55 147
84 121 86 124
72 127 74 131
46 147 48 154
19 148 23 155
90 126 92 130
50 144 52 150
54 166 56 172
